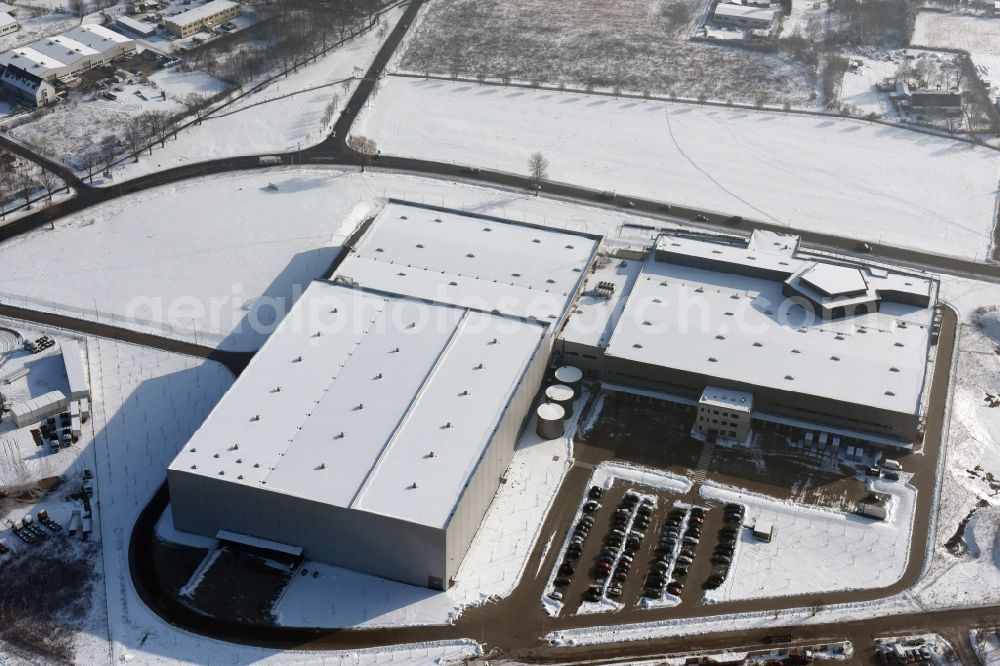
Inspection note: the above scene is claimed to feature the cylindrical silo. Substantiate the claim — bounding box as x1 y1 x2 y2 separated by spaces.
545 384 575 416
536 402 566 440
554 365 583 395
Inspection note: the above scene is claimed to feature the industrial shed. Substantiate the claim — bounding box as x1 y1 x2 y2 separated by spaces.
168 203 601 589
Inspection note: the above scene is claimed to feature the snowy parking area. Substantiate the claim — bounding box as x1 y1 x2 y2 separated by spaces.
700 478 916 602
356 76 1000 261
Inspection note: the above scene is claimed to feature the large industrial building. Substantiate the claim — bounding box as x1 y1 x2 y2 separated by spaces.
168 203 601 589
559 230 938 448
164 0 240 38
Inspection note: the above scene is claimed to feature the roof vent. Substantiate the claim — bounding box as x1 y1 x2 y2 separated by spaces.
428 450 436 458
653 298 662 303
715 335 725 340
318 463 326 470
511 273 521 277
274 386 281 393
633 343 643 349
695 287 704 293
890 367 899 372
356 403 364 410
293 356 303 362
532 239 541 244
490 338 498 345
565 244 574 249
190 448 196 453
476 363 485 370
253 462 261 468
460 389 469 396
251 414 260 421
237 475 244 480
313 331 322 337
397 272 407 276
400 215 408 219
791 349 800 353
375 248 384 252
434 218 442 222
191 464 197 470
416 243 424 248
331 308 338 314
546 278 556 284
375 372 383 379
391 347 400 353
643 321 652 326
753 342 763 348
708 357 718 362
483 227 492 232
449 281 458 286
885 390 896 396
830 356 840 361
466 253 475 258
894 342 904 347
443 421 452 429
730 294 740 299
784 375 794 380
232 443 240 450
408 322 416 328
335 432 345 439
218 470 225 476
410 481 418 489
236 458 242 464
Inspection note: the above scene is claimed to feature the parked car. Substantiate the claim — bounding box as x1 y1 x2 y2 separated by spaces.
548 590 563 601
583 500 601 513
712 554 732 565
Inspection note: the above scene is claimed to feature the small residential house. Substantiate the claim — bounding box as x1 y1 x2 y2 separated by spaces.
0 10 18 37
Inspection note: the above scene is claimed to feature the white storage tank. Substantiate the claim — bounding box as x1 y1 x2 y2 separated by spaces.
535 402 566 440
545 384 575 416
554 365 583 395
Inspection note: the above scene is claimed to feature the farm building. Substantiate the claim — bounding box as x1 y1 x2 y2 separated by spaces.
558 230 937 447
164 0 240 38
167 203 601 589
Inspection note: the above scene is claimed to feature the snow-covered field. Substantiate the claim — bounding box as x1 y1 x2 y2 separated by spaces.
8 83 190 170
912 12 1000 98
95 7 402 183
0 8 78 52
356 76 1000 261
396 0 818 107
0 168 675 351
700 477 916 602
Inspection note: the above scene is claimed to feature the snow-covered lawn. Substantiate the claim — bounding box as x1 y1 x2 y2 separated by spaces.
396 0 819 107
839 53 901 117
700 478 916 602
912 13 1000 98
356 76 1000 261
0 168 677 351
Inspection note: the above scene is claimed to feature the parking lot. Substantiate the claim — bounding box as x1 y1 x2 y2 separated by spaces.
545 476 749 615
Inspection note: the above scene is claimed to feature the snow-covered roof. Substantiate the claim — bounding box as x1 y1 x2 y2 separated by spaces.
700 386 753 412
63 23 132 47
0 12 15 29
605 257 932 416
166 0 238 27
116 15 156 35
340 203 600 322
714 3 777 21
0 3 14 13
656 233 799 277
799 263 868 297
559 255 643 348
169 280 546 529
28 35 99 67
0 46 66 76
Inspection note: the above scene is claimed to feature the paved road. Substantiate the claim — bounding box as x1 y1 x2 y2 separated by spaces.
0 302 252 376
0 133 87 190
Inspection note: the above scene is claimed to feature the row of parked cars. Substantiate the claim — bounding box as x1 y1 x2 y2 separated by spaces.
585 489 654 603
550 485 607 601
642 504 707 599
704 503 744 589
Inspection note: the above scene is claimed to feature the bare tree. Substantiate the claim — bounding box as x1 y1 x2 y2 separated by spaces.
528 151 548 190
37 169 60 202
68 0 86 17
100 135 117 169
347 134 378 170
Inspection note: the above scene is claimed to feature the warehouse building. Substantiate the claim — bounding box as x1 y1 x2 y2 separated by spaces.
559 230 937 447
0 63 56 106
168 203 600 589
0 11 18 37
164 0 240 38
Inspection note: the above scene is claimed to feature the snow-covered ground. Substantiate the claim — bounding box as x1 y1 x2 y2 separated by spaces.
355 77 1000 261
972 628 1000 666
94 7 402 183
839 53 900 117
912 12 1000 98
0 8 78 52
273 389 577 628
700 477 916 602
0 168 677 351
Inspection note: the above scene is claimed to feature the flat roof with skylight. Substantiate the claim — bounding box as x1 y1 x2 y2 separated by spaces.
169 281 546 529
